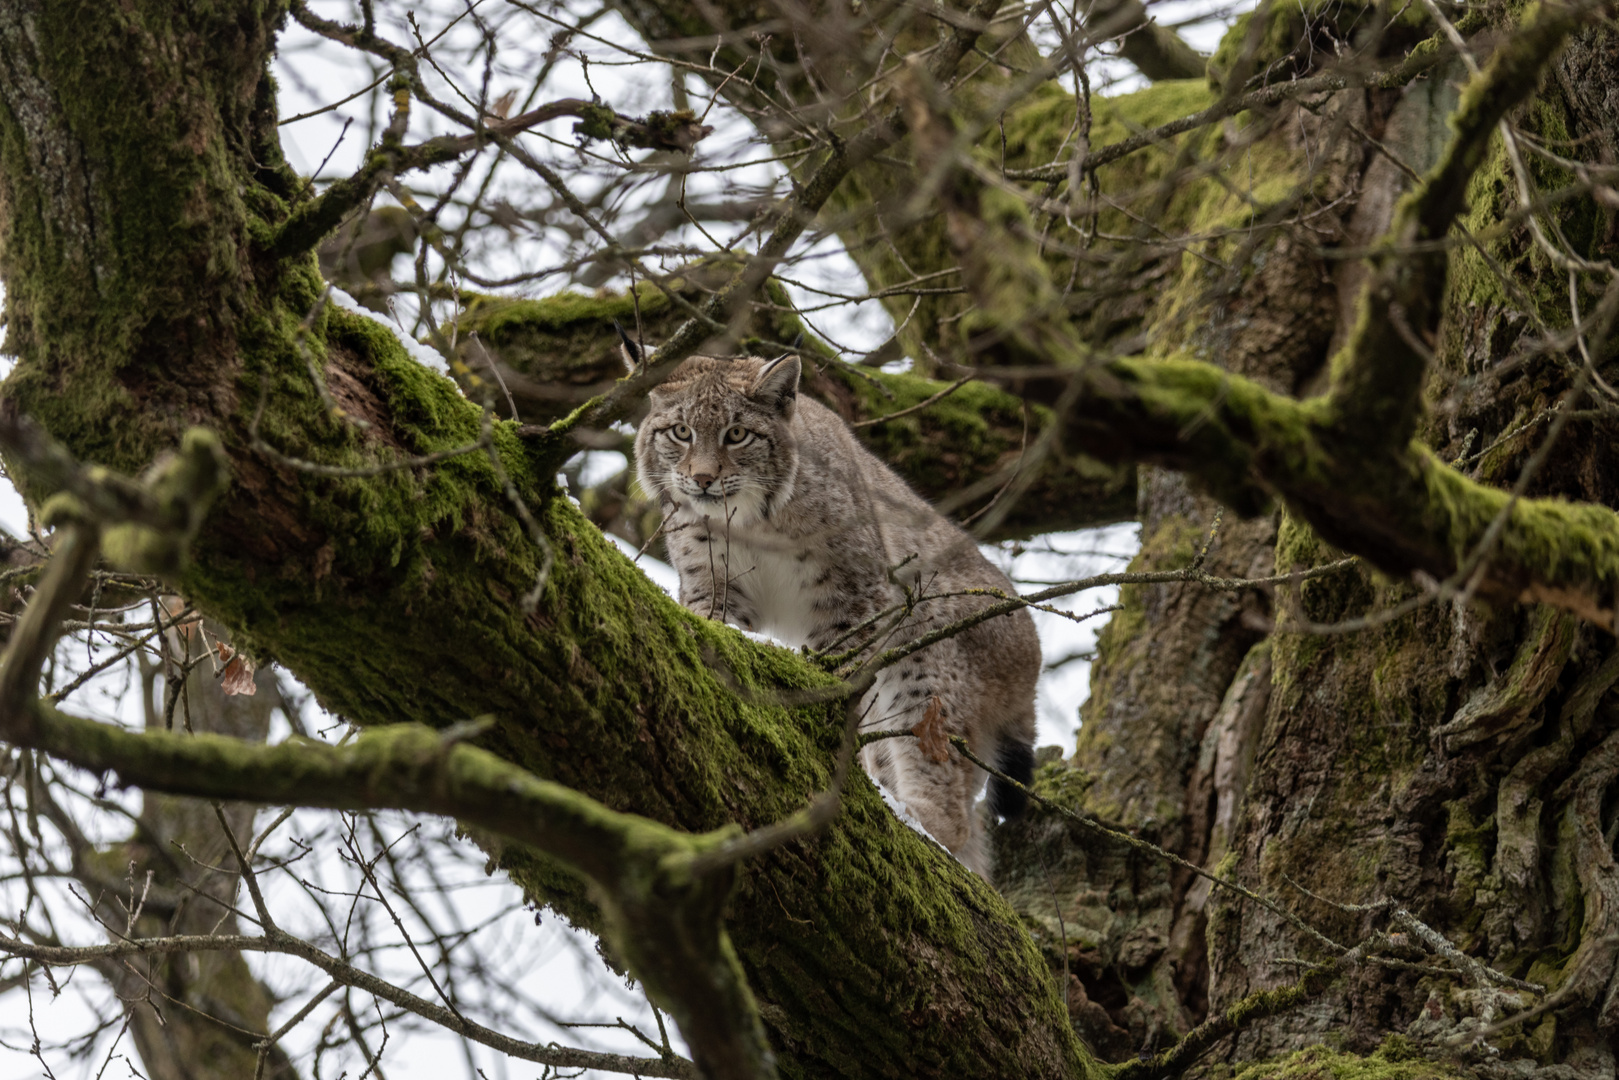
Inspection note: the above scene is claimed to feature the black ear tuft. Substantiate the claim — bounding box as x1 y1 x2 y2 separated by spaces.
614 320 644 372
789 331 805 352
753 354 800 409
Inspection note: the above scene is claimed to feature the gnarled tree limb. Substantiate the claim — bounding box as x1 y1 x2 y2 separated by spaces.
923 0 1619 629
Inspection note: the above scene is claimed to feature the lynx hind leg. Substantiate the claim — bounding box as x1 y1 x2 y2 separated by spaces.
859 659 989 873
859 734 989 874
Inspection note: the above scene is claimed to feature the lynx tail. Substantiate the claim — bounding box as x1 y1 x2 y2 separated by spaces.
987 738 1035 821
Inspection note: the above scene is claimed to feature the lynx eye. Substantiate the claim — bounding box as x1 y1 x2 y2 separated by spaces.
669 423 692 441
724 425 750 445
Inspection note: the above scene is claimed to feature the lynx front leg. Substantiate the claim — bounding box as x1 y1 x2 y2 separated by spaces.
667 517 761 630
677 577 760 629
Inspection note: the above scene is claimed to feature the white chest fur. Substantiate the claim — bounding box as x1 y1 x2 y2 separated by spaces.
692 518 822 647
721 529 824 648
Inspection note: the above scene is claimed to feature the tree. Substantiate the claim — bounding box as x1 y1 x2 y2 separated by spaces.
1 0 1617 1077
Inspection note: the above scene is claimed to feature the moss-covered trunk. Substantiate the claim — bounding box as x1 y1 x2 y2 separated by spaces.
0 3 1089 1078
1200 28 1619 1069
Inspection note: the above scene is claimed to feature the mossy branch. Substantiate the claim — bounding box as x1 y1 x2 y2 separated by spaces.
464 280 1133 536
1058 355 1619 625
1326 0 1598 445
921 2 1619 629
0 402 228 560
1096 0 1208 82
12 702 772 1080
0 428 784 1080
1005 42 1448 183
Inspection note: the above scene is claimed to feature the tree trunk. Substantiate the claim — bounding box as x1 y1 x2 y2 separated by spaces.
1201 27 1619 1071
110 644 294 1080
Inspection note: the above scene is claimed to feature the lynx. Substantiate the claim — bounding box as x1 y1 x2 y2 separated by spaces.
632 349 1040 876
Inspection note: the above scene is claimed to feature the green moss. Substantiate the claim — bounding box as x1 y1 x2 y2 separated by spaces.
1000 78 1213 187
1439 36 1591 381
1271 512 1365 702
1418 447 1619 604
0 4 289 473
107 252 1086 1076
1029 757 1097 813
827 76 1231 362
467 283 676 339
1143 127 1316 363
845 369 1028 490
1443 798 1498 930
1261 519 1459 931
1226 1043 1470 1080
1441 118 1578 356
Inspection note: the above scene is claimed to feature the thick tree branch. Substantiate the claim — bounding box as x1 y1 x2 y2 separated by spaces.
0 427 775 1080
461 280 1134 536
1087 0 1206 81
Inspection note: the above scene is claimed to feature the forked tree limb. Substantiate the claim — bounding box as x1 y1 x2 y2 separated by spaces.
1323 0 1597 446
923 0 1619 629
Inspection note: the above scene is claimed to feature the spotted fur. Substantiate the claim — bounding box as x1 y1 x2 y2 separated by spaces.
634 353 1040 877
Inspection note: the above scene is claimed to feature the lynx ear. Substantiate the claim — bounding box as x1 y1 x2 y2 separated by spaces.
752 354 800 410
614 320 645 372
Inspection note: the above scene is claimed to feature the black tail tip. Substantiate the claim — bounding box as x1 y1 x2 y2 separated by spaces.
987 739 1036 821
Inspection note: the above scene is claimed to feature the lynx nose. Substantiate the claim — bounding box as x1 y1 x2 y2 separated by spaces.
691 472 717 491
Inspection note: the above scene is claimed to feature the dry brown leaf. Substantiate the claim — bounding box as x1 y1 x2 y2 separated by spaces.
216 643 257 696
489 89 518 119
911 695 949 764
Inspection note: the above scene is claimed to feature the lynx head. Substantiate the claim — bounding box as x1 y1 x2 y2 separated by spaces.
633 354 801 525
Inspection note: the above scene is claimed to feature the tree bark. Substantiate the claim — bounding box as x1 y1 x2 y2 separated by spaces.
1202 25 1619 1070
611 1 1619 1074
